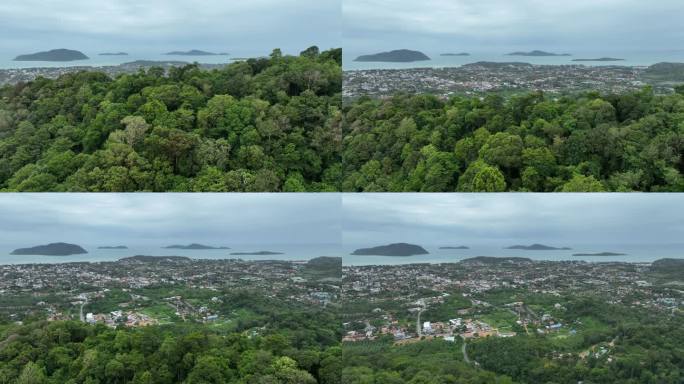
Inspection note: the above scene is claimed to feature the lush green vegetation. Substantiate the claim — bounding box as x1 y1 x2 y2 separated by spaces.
0 46 341 191
467 298 684 384
342 338 512 383
0 296 342 383
341 88 684 191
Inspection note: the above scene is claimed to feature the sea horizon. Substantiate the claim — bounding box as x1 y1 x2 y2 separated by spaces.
0 243 342 265
343 49 684 70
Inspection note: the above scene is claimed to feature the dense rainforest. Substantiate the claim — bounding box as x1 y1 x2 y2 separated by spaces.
0 298 342 383
0 46 341 191
342 87 684 192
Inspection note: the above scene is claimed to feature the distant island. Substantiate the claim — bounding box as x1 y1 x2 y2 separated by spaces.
505 244 571 250
11 242 88 256
573 252 626 256
163 243 230 250
229 251 284 255
506 50 571 57
97 246 128 249
572 57 625 62
165 50 228 56
351 243 429 256
440 53 470 57
354 49 431 63
98 52 128 56
14 49 89 62
439 246 470 249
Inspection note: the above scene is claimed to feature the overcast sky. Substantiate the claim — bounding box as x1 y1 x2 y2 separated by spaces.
344 0 684 53
0 194 341 246
343 194 684 246
0 0 340 55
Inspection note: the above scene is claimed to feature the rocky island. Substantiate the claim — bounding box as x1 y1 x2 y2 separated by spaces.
506 50 571 57
97 246 128 249
505 244 571 250
461 256 533 264
351 243 429 256
572 252 626 256
165 50 227 56
98 52 128 56
229 251 284 255
163 243 229 250
572 57 625 62
439 246 470 249
354 49 431 63
14 49 89 62
11 242 88 256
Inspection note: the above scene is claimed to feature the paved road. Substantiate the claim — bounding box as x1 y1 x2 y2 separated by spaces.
416 309 424 337
78 294 88 322
462 341 471 364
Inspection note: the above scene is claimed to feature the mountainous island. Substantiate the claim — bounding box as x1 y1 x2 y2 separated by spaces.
229 251 284 255
97 246 128 249
354 50 431 63
163 243 230 250
11 242 88 256
572 57 625 62
440 53 470 57
439 246 470 249
505 244 572 250
572 252 626 256
165 50 228 56
14 49 89 62
98 52 128 56
351 243 429 256
506 50 571 57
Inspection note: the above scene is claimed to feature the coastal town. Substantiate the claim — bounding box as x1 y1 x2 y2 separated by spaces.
343 62 683 99
0 256 340 328
0 61 229 86
342 258 683 348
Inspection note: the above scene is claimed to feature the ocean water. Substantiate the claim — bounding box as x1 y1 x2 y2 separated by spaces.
343 49 684 71
0 244 342 265
343 244 684 266
0 50 270 69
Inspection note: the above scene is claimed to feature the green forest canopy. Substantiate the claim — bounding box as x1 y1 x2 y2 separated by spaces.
342 89 684 192
1 52 683 191
0 47 342 192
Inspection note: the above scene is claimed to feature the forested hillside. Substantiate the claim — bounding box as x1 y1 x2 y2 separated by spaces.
0 47 341 191
342 88 684 192
0 302 342 383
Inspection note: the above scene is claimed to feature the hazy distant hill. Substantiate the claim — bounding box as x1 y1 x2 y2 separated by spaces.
11 242 87 256
98 246 128 249
506 50 571 57
98 52 128 56
461 256 533 264
572 57 625 62
14 49 89 62
164 243 230 250
165 50 227 56
440 52 470 57
352 243 429 256
506 244 571 250
229 251 283 255
572 252 626 256
355 49 430 63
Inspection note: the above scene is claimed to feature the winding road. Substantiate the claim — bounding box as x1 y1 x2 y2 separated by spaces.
78 294 88 322
462 341 471 364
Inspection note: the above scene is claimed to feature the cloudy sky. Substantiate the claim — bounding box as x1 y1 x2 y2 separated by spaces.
343 194 684 246
344 0 684 53
0 194 341 246
0 0 340 55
